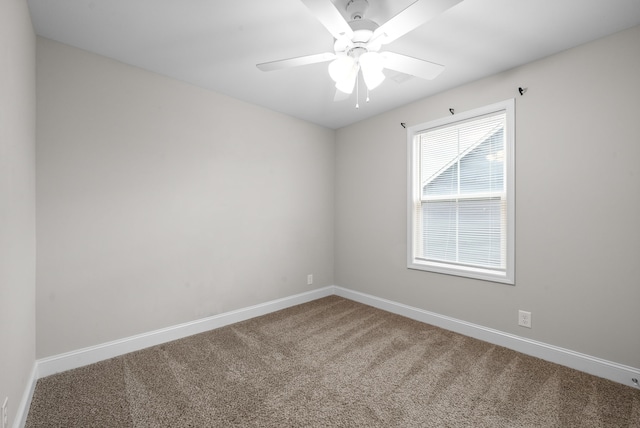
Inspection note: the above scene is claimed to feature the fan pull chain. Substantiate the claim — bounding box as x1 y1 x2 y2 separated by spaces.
366 87 370 103
355 72 360 109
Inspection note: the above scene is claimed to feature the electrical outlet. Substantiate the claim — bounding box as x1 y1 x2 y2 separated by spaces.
518 310 532 328
2 397 8 428
307 274 313 285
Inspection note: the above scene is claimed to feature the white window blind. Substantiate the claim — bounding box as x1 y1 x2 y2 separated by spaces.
407 100 514 284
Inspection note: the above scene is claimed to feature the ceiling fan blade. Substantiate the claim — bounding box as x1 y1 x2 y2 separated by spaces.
381 52 444 80
372 0 463 45
257 52 336 71
300 0 354 41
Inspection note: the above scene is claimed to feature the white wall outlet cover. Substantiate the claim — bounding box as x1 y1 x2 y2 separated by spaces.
518 310 532 328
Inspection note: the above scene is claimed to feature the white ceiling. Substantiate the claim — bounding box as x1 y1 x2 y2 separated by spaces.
27 0 640 129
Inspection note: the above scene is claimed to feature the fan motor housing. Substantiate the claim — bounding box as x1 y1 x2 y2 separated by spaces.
346 0 370 20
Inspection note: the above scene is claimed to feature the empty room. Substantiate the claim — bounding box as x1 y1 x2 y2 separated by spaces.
2 0 639 426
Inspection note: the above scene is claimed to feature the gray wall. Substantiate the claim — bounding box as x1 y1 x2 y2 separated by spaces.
0 1 37 426
34 24 640 371
335 25 640 368
36 38 336 358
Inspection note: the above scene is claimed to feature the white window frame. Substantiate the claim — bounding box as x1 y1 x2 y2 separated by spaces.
407 99 515 284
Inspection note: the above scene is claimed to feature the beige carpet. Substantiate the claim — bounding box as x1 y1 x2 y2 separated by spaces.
26 296 640 427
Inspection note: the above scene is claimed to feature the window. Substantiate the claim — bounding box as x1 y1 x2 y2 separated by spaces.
407 99 515 284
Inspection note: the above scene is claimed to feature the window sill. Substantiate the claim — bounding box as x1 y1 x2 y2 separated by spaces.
408 259 514 285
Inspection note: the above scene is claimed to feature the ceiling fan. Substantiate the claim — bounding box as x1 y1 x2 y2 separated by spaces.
257 0 463 100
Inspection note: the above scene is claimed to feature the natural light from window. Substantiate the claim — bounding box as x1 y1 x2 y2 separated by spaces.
407 99 515 284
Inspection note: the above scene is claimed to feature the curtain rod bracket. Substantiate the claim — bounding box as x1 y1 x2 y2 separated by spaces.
449 108 455 115
519 87 528 96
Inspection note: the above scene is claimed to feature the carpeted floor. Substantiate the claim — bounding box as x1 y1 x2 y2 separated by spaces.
26 296 640 427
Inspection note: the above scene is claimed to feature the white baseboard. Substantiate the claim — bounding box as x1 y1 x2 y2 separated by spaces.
13 365 37 428
332 286 640 390
36 286 334 378
21 284 639 427
34 285 640 387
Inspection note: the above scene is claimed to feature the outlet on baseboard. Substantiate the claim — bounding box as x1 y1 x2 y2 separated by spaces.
307 274 313 286
518 310 532 328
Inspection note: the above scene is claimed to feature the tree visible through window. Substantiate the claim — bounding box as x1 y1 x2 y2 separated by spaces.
408 100 514 284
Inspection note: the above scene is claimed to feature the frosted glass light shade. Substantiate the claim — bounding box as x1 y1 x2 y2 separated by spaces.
335 67 358 94
328 56 357 83
359 52 385 90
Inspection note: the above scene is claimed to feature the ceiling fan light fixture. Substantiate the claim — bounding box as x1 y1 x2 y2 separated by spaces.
328 55 357 83
362 67 385 90
335 67 358 94
359 51 385 90
258 0 461 106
